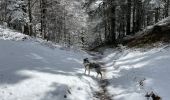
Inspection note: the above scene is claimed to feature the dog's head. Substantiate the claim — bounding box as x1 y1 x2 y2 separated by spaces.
83 58 89 64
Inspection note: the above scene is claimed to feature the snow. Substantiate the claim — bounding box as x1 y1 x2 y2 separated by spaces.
0 26 100 100
90 0 103 10
149 0 164 8
156 16 170 26
0 25 28 41
101 45 170 100
1 25 170 100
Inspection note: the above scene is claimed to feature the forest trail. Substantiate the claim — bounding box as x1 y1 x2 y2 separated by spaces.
90 52 112 100
88 49 123 100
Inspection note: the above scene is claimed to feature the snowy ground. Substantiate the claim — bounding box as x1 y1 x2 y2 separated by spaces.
0 26 101 100
0 25 170 100
101 45 170 100
0 25 28 41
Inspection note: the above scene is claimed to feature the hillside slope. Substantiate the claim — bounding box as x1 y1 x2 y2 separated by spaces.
0 26 100 100
123 17 170 47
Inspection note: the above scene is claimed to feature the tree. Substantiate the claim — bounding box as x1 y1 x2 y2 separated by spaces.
0 0 8 23
126 0 132 35
164 0 170 17
6 0 28 33
28 0 33 36
40 0 47 39
0 0 168 48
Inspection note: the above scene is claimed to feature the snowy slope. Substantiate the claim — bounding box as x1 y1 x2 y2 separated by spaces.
0 26 100 100
101 45 170 100
123 16 170 44
0 25 28 41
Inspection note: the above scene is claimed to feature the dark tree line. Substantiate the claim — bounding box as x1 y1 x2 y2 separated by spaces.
84 0 170 47
0 0 170 48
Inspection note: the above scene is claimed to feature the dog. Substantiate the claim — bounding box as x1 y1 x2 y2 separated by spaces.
83 58 102 79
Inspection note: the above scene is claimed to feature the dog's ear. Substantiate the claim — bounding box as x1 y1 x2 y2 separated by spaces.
83 58 90 63
84 58 88 61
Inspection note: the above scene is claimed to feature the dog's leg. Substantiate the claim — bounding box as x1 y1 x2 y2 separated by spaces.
99 72 102 79
96 73 99 78
84 68 87 74
88 68 90 75
84 64 89 74
96 72 102 79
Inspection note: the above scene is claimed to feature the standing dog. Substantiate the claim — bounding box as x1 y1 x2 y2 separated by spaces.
83 58 102 79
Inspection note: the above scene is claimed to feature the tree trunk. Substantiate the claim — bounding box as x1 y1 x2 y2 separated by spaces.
126 0 131 35
136 0 142 32
155 8 159 23
105 1 116 44
110 5 116 43
40 0 47 39
28 0 33 36
132 0 136 34
165 0 170 17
